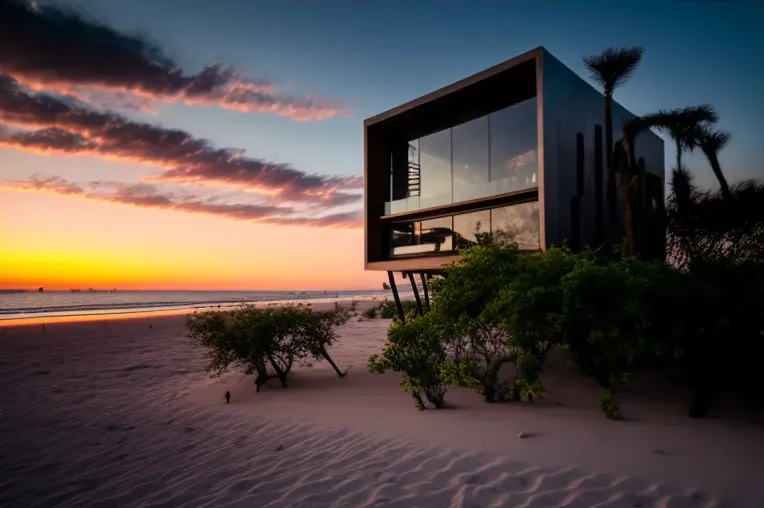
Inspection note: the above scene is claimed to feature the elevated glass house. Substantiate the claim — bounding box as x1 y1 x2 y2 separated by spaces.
363 47 665 282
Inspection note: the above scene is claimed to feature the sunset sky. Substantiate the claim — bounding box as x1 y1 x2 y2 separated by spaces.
1 0 762 291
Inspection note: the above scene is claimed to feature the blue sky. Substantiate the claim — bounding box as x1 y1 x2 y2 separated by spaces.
1 0 762 290
53 0 764 189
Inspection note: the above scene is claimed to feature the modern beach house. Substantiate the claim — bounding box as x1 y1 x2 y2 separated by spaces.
363 47 665 308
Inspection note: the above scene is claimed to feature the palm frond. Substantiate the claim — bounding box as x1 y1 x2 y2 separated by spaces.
582 46 645 94
695 125 731 153
641 105 718 151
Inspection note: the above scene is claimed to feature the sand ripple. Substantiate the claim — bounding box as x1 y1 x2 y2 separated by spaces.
0 317 753 507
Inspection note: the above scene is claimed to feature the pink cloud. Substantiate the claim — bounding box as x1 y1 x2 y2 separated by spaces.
0 76 362 208
0 0 347 121
0 175 362 228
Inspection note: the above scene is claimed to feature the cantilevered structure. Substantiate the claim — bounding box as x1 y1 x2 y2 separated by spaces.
363 47 665 311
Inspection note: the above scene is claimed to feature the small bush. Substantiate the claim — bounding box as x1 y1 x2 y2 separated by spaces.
599 389 622 420
187 304 348 391
368 314 452 410
362 306 377 319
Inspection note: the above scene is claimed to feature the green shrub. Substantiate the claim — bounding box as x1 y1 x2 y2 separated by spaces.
599 389 622 420
333 302 352 323
362 306 377 319
377 299 418 320
559 255 655 390
187 304 348 391
368 314 453 410
371 209 763 419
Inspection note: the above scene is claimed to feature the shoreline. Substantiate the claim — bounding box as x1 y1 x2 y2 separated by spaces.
0 295 389 328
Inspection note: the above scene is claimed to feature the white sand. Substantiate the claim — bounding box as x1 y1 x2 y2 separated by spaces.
0 302 762 507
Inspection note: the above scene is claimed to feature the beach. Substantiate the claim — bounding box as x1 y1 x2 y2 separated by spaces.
1 300 762 508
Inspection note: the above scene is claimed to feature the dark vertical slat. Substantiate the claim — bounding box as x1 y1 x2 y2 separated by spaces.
408 272 423 316
638 157 647 213
570 197 581 252
388 271 405 322
594 125 604 246
390 138 409 201
419 273 430 311
607 145 617 228
635 157 647 255
576 132 585 197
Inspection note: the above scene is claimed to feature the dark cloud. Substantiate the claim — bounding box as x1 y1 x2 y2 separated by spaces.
0 0 345 120
0 76 362 207
0 175 362 228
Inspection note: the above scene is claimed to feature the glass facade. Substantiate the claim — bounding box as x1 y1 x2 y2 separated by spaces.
489 99 539 192
490 201 540 251
453 209 490 250
452 116 490 203
385 97 538 215
388 200 539 257
419 129 452 209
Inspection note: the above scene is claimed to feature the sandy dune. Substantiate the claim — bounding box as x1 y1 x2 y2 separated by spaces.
1 303 762 507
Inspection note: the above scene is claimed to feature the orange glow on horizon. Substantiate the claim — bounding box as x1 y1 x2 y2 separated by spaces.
0 190 383 291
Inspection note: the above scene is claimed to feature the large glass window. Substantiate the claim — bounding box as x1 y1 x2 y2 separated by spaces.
389 216 453 256
453 209 490 251
491 201 540 250
384 97 538 215
489 98 538 194
419 129 452 209
387 201 539 258
452 115 490 203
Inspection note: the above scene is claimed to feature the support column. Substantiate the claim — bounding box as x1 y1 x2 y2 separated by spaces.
419 273 430 311
387 271 405 322
407 272 423 316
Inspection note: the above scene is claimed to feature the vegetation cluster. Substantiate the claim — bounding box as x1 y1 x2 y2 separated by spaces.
368 46 764 418
187 304 349 391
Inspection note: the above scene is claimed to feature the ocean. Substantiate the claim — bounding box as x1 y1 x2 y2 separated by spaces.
0 289 400 320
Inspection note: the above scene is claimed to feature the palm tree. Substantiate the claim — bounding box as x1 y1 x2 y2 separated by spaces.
694 125 732 201
642 105 718 173
583 46 645 229
618 107 714 257
670 167 695 211
583 46 645 168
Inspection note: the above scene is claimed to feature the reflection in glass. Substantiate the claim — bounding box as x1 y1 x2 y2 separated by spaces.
419 129 452 209
389 216 454 256
387 139 421 214
491 201 540 250
489 98 538 194
453 210 490 250
384 97 539 215
452 116 489 203
421 216 453 252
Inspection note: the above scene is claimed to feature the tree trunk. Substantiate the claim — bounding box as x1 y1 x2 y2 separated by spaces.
615 139 636 258
266 355 288 387
319 345 349 377
412 391 426 410
675 138 682 172
708 153 732 201
605 96 613 170
605 96 618 228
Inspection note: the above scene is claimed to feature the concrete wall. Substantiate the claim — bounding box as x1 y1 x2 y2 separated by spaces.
540 49 665 250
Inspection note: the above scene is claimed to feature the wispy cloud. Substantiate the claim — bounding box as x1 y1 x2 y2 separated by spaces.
0 0 346 120
0 76 362 208
0 175 362 228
